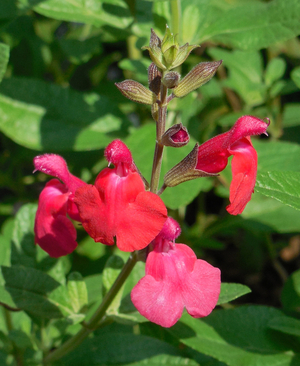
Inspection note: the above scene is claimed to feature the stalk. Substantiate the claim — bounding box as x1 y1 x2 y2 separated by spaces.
43 252 138 365
150 84 168 193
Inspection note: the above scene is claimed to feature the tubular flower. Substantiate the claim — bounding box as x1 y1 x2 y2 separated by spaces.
74 140 168 252
34 154 86 258
131 217 221 328
196 115 269 215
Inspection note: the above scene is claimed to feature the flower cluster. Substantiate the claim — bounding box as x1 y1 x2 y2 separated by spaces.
33 27 269 328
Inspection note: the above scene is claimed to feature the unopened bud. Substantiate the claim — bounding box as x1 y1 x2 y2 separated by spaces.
161 123 189 147
164 144 216 187
173 60 222 98
148 63 161 95
162 71 180 89
115 80 154 105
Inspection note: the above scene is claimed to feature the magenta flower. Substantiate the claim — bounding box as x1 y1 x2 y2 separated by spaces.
196 116 269 214
34 154 86 257
74 140 168 252
131 217 221 327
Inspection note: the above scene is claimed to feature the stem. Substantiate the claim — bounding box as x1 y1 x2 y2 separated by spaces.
43 252 138 365
170 0 181 40
150 84 168 193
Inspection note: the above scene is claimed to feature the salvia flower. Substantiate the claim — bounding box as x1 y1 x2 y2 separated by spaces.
196 115 269 214
34 154 86 258
74 140 168 252
131 217 221 328
164 116 269 215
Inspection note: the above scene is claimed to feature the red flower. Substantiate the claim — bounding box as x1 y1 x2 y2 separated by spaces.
74 140 167 252
196 116 269 214
34 154 86 257
131 217 221 327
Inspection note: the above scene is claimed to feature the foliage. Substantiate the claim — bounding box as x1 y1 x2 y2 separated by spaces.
0 0 300 365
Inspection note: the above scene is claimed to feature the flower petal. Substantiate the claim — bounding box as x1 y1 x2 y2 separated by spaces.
74 169 167 251
34 154 84 193
227 137 257 215
131 243 220 327
34 179 77 258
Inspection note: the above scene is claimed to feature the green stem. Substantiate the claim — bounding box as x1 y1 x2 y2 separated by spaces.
43 252 138 365
170 0 181 40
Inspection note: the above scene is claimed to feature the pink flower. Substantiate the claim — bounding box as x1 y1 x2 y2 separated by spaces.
74 140 168 252
34 154 86 257
196 116 269 214
131 217 221 327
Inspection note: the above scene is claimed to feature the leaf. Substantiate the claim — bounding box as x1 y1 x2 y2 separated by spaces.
11 204 37 268
208 48 265 107
67 272 88 313
126 124 213 209
182 0 300 51
291 66 300 89
268 315 300 337
0 43 9 83
217 283 251 305
2 266 63 319
33 0 133 29
264 58 286 87
254 140 300 171
282 104 300 127
281 269 300 312
170 306 300 366
121 355 199 366
242 192 300 233
0 77 128 151
256 171 300 211
57 332 183 366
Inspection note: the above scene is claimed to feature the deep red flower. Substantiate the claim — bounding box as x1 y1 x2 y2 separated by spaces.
131 217 221 327
196 116 269 214
74 140 168 252
34 154 86 257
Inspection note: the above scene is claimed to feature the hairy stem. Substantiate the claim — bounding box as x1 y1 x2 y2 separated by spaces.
150 84 168 193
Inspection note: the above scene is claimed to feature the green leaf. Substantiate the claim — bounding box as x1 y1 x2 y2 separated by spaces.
217 283 251 305
265 58 286 87
58 36 102 65
0 43 9 83
57 332 183 366
67 272 88 313
291 66 300 89
242 192 300 233
208 48 265 107
282 104 300 127
11 204 37 268
120 355 199 366
0 77 128 151
254 140 300 171
126 124 213 209
256 171 300 211
170 306 300 366
268 315 300 337
2 265 63 319
281 269 300 312
182 0 300 51
34 0 133 29
118 58 151 84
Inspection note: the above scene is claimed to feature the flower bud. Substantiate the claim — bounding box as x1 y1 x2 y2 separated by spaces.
115 80 154 105
161 123 189 147
164 144 217 187
143 26 199 71
162 71 180 89
148 62 161 95
173 60 222 98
